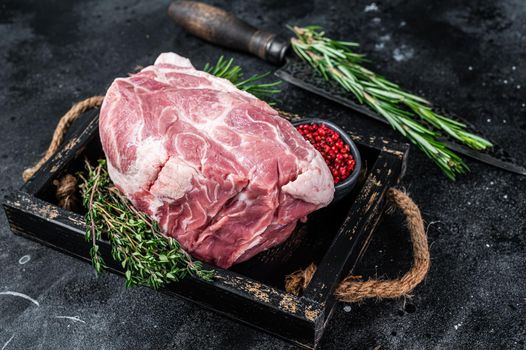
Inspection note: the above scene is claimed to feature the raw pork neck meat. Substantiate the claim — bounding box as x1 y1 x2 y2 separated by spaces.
99 52 334 268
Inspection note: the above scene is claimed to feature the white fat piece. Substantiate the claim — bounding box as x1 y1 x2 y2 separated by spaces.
281 155 334 206
154 52 194 68
150 157 198 202
108 137 167 196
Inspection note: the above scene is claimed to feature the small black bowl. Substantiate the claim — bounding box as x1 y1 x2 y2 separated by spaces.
292 118 362 202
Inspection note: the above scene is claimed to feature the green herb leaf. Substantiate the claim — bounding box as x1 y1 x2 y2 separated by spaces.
203 56 282 104
79 160 214 290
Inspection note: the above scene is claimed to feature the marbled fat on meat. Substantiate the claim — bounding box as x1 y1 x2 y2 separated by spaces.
99 52 334 268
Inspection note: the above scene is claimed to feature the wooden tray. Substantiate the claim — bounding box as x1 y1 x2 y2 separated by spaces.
3 110 409 349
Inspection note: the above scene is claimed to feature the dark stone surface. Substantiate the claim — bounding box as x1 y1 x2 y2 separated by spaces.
1 0 525 349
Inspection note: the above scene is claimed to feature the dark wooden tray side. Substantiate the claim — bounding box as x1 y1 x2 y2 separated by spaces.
3 111 409 349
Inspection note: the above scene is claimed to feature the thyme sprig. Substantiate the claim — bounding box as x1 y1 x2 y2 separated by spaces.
79 159 214 289
204 56 282 102
290 25 493 180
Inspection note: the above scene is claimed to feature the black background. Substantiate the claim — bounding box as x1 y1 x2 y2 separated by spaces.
1 0 525 349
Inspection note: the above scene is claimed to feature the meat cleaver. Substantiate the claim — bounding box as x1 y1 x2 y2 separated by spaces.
168 0 526 175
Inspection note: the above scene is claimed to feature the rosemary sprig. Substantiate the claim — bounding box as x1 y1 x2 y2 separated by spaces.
79 159 214 289
290 25 493 179
204 56 282 102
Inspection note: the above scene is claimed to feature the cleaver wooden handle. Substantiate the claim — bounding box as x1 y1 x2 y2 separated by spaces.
168 1 289 64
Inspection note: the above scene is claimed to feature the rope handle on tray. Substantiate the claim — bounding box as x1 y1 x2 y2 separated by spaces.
22 96 105 182
22 96 104 211
285 188 430 302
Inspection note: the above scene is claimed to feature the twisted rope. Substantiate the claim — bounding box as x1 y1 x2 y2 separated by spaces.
52 174 78 211
285 188 430 302
22 96 104 182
